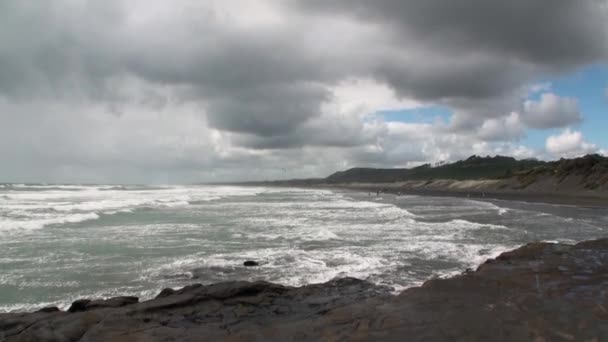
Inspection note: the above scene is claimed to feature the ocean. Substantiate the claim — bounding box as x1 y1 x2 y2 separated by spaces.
1 184 607 313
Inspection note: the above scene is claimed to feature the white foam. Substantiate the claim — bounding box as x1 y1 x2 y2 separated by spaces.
0 301 69 314
104 208 134 215
147 247 394 288
11 184 94 189
405 240 512 267
0 212 100 231
541 239 577 244
302 228 340 241
446 219 510 231
465 200 514 216
378 206 418 219
0 285 165 313
0 185 275 232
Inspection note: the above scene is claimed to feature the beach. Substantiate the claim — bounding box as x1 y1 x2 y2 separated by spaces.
325 182 608 208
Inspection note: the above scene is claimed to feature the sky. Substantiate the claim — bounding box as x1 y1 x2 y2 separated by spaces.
0 0 607 184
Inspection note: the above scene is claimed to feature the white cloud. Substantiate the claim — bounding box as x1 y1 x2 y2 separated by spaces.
325 78 423 117
529 83 552 94
521 93 582 129
545 129 597 158
478 112 525 141
379 121 536 167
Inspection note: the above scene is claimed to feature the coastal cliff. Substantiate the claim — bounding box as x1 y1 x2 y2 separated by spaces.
2 238 608 341
248 154 608 206
326 154 608 190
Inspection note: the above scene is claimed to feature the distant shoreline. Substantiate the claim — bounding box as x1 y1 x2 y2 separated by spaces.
222 154 608 209
324 184 608 208
227 181 608 208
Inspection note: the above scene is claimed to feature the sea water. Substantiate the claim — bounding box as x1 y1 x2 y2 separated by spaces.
1 184 607 312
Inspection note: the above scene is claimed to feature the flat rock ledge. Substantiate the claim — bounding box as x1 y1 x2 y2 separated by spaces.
2 239 608 342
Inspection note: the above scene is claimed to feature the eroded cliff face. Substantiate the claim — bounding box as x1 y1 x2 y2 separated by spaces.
324 154 608 193
2 239 608 342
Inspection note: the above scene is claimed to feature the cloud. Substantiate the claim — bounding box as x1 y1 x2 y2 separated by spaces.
294 0 608 103
477 112 526 141
295 0 608 66
520 93 582 129
529 83 553 94
0 0 606 182
545 129 598 158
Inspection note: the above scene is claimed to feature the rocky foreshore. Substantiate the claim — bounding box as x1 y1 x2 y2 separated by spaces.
2 239 608 341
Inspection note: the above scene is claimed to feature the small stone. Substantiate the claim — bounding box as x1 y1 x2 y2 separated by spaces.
244 261 259 267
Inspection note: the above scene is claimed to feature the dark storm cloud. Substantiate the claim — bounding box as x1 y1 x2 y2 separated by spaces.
0 1 334 137
120 26 339 136
232 113 384 149
296 0 608 66
372 55 534 102
294 0 608 106
203 83 328 136
0 1 126 100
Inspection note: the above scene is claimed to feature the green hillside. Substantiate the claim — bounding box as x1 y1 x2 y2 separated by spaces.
325 155 607 184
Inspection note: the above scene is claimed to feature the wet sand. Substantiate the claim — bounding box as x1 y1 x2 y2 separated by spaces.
328 184 608 208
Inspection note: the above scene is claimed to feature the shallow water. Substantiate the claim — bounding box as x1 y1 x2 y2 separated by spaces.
1 184 607 312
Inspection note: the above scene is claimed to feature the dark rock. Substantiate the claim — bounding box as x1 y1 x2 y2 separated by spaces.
156 288 176 299
88 296 138 309
36 306 60 313
67 299 91 313
243 260 259 267
67 296 138 313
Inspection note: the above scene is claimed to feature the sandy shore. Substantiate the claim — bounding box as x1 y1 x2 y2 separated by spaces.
324 183 608 208
231 175 608 208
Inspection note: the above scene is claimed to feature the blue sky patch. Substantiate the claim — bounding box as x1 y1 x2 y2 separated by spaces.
378 106 452 124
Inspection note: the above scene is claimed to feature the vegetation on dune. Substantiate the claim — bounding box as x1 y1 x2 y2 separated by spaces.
326 155 546 183
325 154 608 188
513 154 608 189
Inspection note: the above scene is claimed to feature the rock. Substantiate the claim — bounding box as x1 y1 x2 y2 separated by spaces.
243 260 259 267
36 307 60 313
2 238 608 341
88 296 138 309
156 288 176 299
67 299 91 313
67 297 138 313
